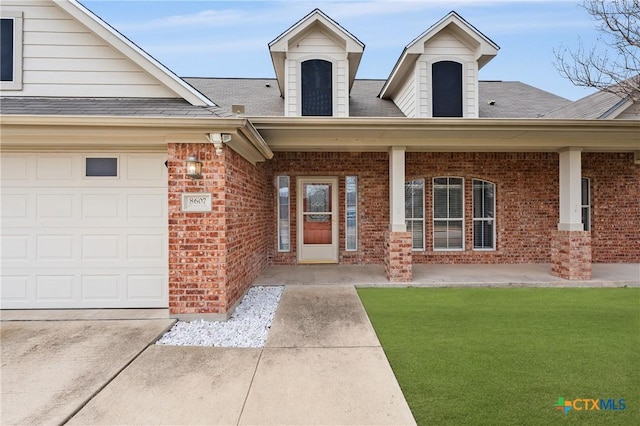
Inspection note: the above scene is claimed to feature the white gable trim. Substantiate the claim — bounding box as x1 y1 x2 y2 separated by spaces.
269 9 364 96
380 11 498 99
54 0 214 107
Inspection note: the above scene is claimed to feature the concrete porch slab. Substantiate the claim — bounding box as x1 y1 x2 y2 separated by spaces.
68 346 261 425
266 285 380 348
239 347 416 426
0 319 174 425
254 263 639 287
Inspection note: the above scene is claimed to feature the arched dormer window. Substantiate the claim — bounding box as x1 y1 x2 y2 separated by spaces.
301 59 332 116
432 61 462 117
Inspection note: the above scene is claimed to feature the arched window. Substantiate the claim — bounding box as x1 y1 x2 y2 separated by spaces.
432 61 463 117
301 59 332 116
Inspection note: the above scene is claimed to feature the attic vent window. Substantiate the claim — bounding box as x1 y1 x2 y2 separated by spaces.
301 59 333 116
432 61 463 117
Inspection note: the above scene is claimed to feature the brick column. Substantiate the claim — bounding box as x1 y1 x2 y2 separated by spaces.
384 231 412 282
168 143 228 320
551 230 592 280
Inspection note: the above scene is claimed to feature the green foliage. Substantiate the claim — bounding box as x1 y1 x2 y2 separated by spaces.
358 288 639 426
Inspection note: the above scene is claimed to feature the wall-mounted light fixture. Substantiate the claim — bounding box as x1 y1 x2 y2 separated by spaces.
185 154 202 179
207 133 232 156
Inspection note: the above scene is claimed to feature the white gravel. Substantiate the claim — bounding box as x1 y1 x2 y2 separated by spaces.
156 286 284 348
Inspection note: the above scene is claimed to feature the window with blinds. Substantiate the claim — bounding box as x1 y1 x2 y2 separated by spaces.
405 179 425 250
433 177 464 250
473 179 495 250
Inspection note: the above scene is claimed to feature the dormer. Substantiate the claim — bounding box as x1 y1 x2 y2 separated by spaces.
379 12 499 118
269 9 364 117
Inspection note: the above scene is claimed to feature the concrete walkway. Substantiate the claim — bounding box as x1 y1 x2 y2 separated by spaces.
64 285 416 425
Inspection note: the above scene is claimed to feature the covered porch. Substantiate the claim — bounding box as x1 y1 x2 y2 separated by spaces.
253 263 640 287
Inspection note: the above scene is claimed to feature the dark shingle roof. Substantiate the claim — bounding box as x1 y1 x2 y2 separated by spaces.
185 77 570 118
0 80 571 119
478 81 570 118
0 97 229 117
541 89 625 119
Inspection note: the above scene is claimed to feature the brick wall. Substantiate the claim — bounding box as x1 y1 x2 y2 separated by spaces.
168 143 227 316
269 152 389 265
551 230 592 280
168 144 271 317
384 231 412 281
583 153 640 263
407 152 559 263
268 151 638 266
224 148 272 308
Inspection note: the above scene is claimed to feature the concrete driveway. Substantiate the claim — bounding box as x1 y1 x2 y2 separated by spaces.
2 285 415 425
0 319 174 425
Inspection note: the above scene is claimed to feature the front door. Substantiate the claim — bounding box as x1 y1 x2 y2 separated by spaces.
297 177 339 263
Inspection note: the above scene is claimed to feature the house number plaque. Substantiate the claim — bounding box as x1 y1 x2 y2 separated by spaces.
181 193 212 212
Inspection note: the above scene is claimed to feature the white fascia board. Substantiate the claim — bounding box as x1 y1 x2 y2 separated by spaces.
56 0 215 107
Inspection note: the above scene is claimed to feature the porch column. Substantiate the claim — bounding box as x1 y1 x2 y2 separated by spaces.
551 148 591 280
385 146 412 282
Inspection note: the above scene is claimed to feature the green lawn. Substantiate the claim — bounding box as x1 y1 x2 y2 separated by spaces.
358 288 639 426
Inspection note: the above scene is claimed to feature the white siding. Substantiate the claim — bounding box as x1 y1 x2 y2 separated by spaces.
285 59 297 116
615 102 640 120
336 59 348 116
0 0 175 98
285 28 349 117
419 30 478 118
393 67 416 117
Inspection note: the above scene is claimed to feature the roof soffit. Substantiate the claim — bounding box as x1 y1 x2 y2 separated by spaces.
55 0 214 107
269 9 364 94
380 11 499 99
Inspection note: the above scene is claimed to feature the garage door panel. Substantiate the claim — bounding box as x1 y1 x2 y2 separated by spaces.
81 235 121 260
36 194 75 220
1 152 168 309
81 275 121 301
37 235 75 260
1 235 30 260
1 194 30 219
0 276 29 301
127 234 165 260
36 275 75 301
126 155 166 180
127 275 165 299
82 194 121 219
36 155 77 180
2 267 167 308
1 155 30 180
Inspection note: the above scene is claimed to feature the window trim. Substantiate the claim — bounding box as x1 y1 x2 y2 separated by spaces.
433 176 465 251
345 176 358 251
83 155 120 179
405 178 425 251
581 177 591 232
0 10 23 90
472 179 496 251
277 176 291 252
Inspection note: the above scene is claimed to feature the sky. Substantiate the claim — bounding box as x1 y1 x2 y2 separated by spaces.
81 0 603 101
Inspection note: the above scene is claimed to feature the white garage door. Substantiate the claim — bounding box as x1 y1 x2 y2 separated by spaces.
1 152 168 309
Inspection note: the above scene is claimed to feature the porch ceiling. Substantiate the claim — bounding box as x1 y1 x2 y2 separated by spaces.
250 117 640 152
